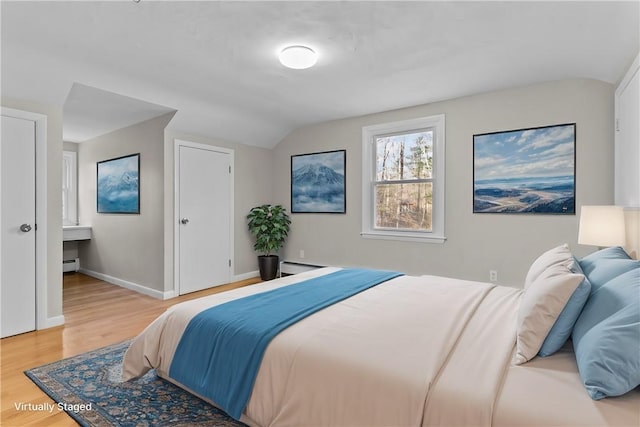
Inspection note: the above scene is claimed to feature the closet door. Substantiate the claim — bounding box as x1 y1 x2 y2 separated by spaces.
176 141 233 295
1 114 36 338
615 54 639 206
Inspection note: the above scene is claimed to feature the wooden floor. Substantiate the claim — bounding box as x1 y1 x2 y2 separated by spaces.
0 272 260 426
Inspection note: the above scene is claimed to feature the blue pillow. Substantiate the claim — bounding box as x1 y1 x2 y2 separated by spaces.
538 258 591 357
572 268 640 399
578 246 638 290
580 246 630 263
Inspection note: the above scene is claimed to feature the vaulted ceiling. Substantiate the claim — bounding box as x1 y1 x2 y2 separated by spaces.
2 1 638 148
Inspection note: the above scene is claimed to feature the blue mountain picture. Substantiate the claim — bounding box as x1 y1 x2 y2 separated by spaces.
473 124 575 214
292 151 345 213
97 154 140 214
473 175 574 214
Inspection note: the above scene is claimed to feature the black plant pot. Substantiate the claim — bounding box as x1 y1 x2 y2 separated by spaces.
258 255 279 281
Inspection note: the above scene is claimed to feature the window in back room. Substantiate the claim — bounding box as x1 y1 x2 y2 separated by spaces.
62 150 77 226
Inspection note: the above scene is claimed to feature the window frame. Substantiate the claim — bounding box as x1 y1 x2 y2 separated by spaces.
361 114 446 243
62 150 77 226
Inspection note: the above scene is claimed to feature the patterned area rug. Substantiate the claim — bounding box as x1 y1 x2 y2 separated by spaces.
25 340 246 427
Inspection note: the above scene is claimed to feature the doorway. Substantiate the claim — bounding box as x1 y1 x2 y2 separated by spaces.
174 140 233 295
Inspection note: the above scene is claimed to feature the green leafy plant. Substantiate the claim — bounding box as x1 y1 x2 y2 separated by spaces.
247 204 291 256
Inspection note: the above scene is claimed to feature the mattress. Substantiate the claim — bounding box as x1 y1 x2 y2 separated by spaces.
494 343 640 426
122 267 640 426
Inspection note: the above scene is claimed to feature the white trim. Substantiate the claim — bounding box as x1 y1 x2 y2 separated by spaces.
79 268 174 300
174 139 234 296
42 314 65 329
615 52 639 97
361 114 446 243
361 230 447 244
81 267 258 299
1 107 49 330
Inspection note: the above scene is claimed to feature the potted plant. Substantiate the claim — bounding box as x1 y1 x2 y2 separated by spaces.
247 204 291 281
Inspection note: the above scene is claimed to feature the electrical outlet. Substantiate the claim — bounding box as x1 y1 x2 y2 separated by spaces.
489 270 498 282
299 249 305 259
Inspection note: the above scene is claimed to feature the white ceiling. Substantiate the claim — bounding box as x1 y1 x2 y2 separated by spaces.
63 83 176 143
2 1 638 148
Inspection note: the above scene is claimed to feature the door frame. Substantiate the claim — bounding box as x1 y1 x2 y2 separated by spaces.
1 107 48 330
174 139 234 295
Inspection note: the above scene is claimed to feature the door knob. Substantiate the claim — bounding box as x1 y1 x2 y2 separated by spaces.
20 223 32 232
180 218 189 225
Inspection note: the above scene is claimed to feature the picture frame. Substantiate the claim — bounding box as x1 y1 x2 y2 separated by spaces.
97 153 140 214
291 149 346 213
473 123 575 214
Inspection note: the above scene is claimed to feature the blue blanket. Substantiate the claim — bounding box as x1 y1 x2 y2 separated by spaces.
168 268 403 419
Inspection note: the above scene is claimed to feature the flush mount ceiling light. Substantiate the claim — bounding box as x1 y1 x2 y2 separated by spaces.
278 45 318 69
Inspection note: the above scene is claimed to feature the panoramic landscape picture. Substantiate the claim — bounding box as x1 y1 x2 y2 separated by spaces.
473 123 575 214
291 150 346 213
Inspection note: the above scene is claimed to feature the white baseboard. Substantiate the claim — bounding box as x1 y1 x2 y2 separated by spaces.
233 270 260 282
79 268 258 300
168 272 259 297
79 268 173 300
39 314 65 330
163 290 177 300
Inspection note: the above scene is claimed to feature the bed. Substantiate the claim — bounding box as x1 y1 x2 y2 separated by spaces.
122 246 640 427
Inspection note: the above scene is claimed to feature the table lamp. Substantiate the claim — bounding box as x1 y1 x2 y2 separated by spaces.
578 205 626 248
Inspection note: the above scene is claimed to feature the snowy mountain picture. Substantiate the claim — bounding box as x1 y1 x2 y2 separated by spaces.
291 150 346 213
97 154 140 214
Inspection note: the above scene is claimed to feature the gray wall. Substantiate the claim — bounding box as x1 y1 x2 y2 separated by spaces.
1 96 63 322
273 79 615 287
63 141 79 152
78 113 175 292
75 115 272 295
162 130 274 292
0 77 616 326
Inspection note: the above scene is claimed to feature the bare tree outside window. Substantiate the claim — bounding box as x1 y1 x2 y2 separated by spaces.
362 114 445 243
374 130 433 231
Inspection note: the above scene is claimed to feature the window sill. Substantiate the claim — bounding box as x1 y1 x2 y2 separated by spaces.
360 231 446 244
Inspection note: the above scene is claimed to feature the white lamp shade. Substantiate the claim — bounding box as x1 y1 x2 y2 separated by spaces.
578 205 626 247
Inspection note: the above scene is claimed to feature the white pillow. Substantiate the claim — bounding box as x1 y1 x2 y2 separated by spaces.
515 263 584 365
524 244 573 288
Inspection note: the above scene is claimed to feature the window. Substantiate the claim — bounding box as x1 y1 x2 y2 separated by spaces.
362 115 445 243
62 151 77 226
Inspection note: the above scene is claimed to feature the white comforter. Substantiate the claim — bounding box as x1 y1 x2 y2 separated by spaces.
123 268 521 426
123 268 640 427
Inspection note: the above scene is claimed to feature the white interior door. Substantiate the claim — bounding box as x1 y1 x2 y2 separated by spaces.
1 115 36 338
614 57 639 206
177 142 232 295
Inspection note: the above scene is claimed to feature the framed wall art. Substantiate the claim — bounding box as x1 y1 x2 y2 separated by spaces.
97 153 140 214
291 149 346 213
473 123 575 214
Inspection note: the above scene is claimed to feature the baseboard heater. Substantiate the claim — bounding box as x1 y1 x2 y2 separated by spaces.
279 261 324 277
63 258 79 273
